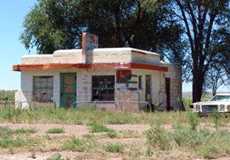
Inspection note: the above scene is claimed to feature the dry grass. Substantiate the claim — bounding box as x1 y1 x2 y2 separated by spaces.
0 107 230 159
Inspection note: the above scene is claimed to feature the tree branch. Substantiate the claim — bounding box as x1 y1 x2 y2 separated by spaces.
175 0 194 53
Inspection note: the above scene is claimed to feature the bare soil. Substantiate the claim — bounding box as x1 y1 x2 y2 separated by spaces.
0 123 229 160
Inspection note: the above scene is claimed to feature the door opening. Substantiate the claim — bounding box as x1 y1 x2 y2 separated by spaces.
145 75 153 112
60 73 76 108
165 77 171 111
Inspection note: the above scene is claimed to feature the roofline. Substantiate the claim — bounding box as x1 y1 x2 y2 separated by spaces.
13 63 168 72
22 47 160 57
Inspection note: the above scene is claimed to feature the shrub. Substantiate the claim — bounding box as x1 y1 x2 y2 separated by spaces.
211 111 221 130
46 128 64 134
62 137 95 152
187 112 199 130
0 127 13 137
146 123 230 158
88 123 114 133
172 127 210 148
14 128 36 134
145 124 171 150
0 136 35 149
104 143 124 153
47 153 64 160
106 130 118 138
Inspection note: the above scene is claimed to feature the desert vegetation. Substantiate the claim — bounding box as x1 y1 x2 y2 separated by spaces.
0 91 229 159
0 105 229 159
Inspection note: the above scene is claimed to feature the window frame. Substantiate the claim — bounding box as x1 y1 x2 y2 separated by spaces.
32 76 54 103
92 75 115 102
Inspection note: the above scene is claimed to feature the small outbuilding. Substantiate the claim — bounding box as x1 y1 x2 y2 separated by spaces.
13 33 182 111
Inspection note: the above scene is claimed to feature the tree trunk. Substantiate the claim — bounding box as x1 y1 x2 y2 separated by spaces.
175 62 185 111
192 71 204 102
212 85 217 96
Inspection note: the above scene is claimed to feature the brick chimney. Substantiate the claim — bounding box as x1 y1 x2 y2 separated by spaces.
81 32 98 64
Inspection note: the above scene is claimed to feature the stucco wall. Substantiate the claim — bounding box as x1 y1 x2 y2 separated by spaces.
17 71 60 108
165 64 182 110
16 68 169 111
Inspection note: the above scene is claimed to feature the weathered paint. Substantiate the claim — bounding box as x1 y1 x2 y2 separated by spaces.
13 63 168 72
16 68 168 110
60 73 77 108
14 47 181 111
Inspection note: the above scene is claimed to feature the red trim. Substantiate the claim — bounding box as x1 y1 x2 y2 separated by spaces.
13 63 168 72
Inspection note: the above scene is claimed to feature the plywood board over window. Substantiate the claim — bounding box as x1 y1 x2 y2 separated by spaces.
33 76 53 102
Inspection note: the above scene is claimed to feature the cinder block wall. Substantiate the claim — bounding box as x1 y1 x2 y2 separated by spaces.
17 69 166 110
17 71 60 108
166 64 183 110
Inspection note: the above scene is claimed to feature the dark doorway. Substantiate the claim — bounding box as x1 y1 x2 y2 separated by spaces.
165 78 171 111
145 75 153 112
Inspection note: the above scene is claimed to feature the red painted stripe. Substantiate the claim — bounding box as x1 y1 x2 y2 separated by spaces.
13 63 168 72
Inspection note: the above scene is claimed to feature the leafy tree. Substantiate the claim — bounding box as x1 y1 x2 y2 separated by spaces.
21 0 83 53
205 65 228 96
21 0 182 53
175 0 230 102
153 0 230 102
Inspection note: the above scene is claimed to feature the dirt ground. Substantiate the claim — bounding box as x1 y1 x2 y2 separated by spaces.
0 123 148 160
0 123 229 160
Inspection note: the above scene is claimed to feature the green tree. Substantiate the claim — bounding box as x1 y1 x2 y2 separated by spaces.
145 0 230 102
21 0 182 54
173 0 230 102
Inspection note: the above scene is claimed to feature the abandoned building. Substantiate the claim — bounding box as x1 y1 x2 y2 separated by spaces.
13 33 182 111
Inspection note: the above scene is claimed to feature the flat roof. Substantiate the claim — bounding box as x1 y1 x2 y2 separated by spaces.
22 47 160 57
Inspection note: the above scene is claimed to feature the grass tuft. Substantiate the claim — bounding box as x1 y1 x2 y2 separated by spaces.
47 153 64 160
88 123 114 133
46 128 65 134
104 143 124 153
0 136 36 149
187 112 199 131
14 128 36 134
62 137 95 152
0 127 13 137
145 123 230 158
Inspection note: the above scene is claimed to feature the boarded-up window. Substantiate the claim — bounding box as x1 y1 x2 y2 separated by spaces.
33 76 53 102
92 76 115 101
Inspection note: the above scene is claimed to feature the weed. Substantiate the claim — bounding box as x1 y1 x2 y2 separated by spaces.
106 130 118 138
145 124 171 150
0 127 13 137
47 153 64 160
14 128 36 134
187 112 199 130
0 136 35 149
88 123 114 133
104 143 124 153
211 111 221 130
0 106 190 125
62 137 95 152
119 130 140 138
146 122 230 158
46 128 64 134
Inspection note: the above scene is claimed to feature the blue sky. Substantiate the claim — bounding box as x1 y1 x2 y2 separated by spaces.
0 1 228 93
0 1 36 90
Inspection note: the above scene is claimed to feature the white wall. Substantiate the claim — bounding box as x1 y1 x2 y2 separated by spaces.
18 71 60 108
17 68 170 110
132 70 164 106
